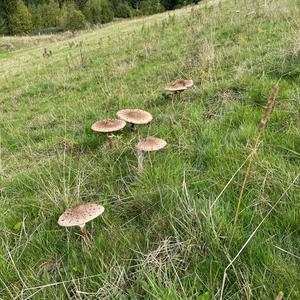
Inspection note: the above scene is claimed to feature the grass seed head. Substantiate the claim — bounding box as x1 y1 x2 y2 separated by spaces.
258 85 279 134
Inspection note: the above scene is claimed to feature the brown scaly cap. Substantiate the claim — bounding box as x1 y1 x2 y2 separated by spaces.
117 109 153 125
136 137 167 152
58 203 105 227
165 79 193 92
91 119 126 133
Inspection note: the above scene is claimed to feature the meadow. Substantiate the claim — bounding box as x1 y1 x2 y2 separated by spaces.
0 0 299 299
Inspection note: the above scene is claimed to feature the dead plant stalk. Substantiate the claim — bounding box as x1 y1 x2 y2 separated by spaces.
233 86 279 228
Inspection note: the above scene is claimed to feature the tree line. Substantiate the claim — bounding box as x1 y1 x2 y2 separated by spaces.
0 0 200 36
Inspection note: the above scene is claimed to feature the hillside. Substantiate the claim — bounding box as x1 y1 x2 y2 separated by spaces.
0 0 300 299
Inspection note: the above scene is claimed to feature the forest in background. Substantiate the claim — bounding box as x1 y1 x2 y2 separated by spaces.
0 0 200 35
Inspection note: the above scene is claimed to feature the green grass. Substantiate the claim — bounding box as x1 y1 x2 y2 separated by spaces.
0 51 14 59
0 0 300 299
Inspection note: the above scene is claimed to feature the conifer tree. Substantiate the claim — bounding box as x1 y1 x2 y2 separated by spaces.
44 0 61 27
4 0 33 35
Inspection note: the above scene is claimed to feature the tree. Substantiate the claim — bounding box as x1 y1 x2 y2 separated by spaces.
140 0 164 15
29 4 42 30
4 0 33 35
30 0 61 30
61 2 86 31
160 0 178 9
83 0 114 25
126 0 142 9
114 2 133 18
160 0 200 10
76 0 89 10
44 0 61 27
23 0 47 5
1 0 203 36
0 15 7 35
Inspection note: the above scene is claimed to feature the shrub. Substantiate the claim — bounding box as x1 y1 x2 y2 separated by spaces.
30 26 64 36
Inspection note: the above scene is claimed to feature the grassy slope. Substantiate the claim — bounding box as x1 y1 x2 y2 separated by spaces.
0 0 300 298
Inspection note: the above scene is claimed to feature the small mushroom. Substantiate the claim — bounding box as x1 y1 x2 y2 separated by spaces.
117 109 153 131
135 136 167 172
91 119 126 148
58 203 105 235
165 79 194 99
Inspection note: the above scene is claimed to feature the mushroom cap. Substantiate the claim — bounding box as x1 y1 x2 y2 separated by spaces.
91 119 126 133
136 136 167 152
164 79 193 92
117 109 153 125
165 82 187 92
58 203 105 227
183 79 194 88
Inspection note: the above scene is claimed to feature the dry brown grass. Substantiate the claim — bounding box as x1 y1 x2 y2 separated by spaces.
0 32 76 51
292 30 300 57
258 86 279 134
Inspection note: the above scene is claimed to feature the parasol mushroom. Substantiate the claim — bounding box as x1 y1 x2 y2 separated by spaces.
58 203 105 235
91 119 126 148
116 109 153 131
135 136 167 172
165 79 194 99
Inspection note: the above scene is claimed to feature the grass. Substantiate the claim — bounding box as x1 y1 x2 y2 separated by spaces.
0 0 299 298
0 51 14 59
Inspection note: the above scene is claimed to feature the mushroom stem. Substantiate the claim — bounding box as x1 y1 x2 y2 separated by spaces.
129 123 136 132
172 92 176 102
79 224 86 236
137 150 144 172
108 133 114 149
